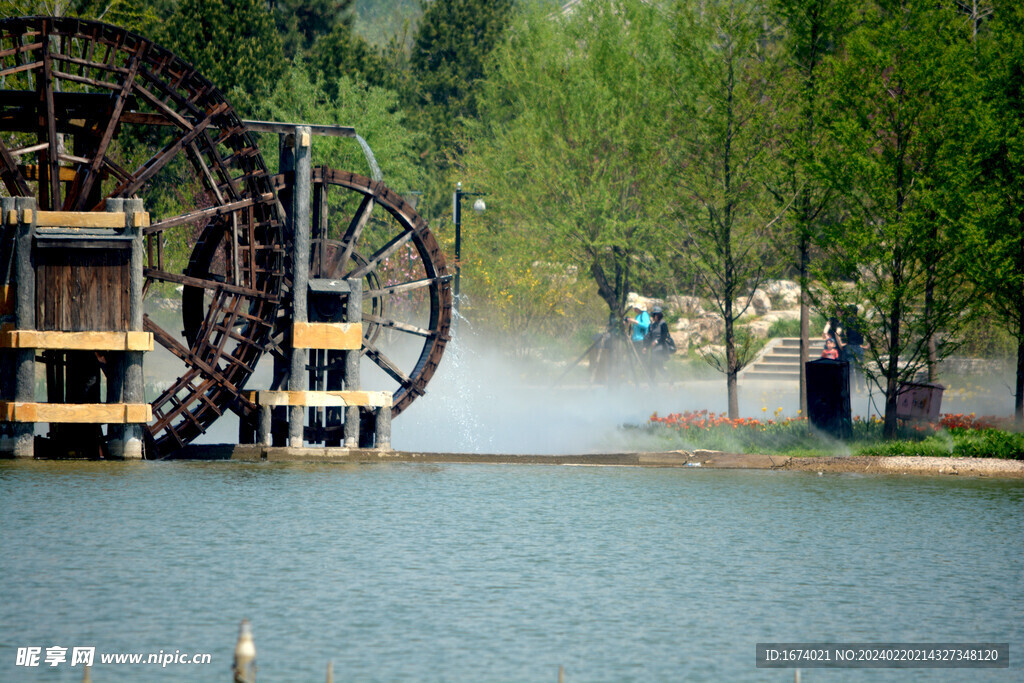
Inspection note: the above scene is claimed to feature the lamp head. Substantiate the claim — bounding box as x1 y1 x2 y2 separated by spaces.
472 198 486 214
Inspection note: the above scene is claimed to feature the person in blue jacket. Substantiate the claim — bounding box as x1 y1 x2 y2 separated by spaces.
625 304 650 345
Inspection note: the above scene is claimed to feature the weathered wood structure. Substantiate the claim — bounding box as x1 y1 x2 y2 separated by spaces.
0 16 452 458
0 197 151 458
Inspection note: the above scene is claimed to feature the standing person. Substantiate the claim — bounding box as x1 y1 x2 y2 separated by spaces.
645 305 675 376
842 305 865 390
823 314 844 356
625 304 650 345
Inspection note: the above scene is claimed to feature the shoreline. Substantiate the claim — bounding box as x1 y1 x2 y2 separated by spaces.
6 447 1022 477
161 445 1024 478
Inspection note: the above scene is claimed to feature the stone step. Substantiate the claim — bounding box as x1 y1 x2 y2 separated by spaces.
755 362 799 372
744 370 799 381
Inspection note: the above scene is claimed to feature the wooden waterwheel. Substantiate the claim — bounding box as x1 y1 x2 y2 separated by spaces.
0 17 451 456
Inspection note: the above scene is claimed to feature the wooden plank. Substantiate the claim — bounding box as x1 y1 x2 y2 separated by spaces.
0 330 153 350
34 210 128 228
292 322 363 350
0 401 152 423
245 390 392 408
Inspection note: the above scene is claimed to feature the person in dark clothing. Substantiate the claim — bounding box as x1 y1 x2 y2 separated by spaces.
645 305 674 375
842 305 865 390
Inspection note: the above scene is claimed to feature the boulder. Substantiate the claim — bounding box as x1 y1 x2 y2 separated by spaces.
743 319 774 339
666 295 704 317
763 279 801 309
626 292 664 314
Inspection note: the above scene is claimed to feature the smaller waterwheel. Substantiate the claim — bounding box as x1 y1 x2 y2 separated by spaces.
272 167 452 441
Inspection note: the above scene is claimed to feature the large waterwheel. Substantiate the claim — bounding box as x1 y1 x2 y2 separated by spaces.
0 16 451 457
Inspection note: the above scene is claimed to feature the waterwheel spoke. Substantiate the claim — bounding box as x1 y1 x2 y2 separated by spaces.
143 267 279 302
68 52 143 210
345 228 414 280
364 276 449 299
0 137 31 195
325 194 374 277
144 194 268 234
362 313 436 339
97 101 228 207
362 338 414 390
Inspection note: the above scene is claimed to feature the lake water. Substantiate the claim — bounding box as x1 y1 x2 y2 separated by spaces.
1 460 1021 681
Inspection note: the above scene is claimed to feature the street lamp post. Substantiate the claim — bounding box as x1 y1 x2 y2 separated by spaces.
452 181 485 325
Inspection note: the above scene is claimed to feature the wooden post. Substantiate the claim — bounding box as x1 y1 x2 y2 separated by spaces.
13 197 36 457
343 278 362 448
0 198 21 456
289 126 312 448
257 404 271 447
102 199 147 458
272 134 296 446
374 405 391 450
119 198 145 458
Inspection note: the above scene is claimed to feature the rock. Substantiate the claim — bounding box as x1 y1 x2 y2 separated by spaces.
626 292 664 313
695 314 725 340
763 279 801 309
670 330 689 350
743 319 774 339
666 295 704 317
760 309 800 324
750 288 772 316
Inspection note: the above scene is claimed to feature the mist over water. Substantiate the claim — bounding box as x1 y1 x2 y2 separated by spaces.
393 324 1019 454
392 326 797 454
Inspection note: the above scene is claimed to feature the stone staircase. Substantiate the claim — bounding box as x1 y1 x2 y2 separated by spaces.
742 337 806 381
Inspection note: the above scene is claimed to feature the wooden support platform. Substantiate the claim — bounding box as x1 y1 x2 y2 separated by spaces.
0 330 154 351
245 390 392 408
0 402 152 424
291 322 362 350
3 209 149 228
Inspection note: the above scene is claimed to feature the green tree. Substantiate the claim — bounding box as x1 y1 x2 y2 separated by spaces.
972 0 1024 421
460 0 677 336
814 0 979 437
769 0 851 415
408 0 514 215
271 0 353 59
671 0 788 418
156 0 285 114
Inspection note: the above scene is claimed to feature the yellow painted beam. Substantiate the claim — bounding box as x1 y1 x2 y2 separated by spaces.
0 330 153 351
245 390 392 408
0 402 152 424
292 322 363 350
35 211 129 228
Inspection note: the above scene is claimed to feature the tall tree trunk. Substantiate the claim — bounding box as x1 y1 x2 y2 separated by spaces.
883 291 902 439
799 228 810 416
925 219 938 383
725 295 740 418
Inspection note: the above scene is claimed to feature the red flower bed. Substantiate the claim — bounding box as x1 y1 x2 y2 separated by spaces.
648 410 805 431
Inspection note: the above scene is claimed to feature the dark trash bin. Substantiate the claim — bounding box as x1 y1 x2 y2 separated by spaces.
806 359 852 439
